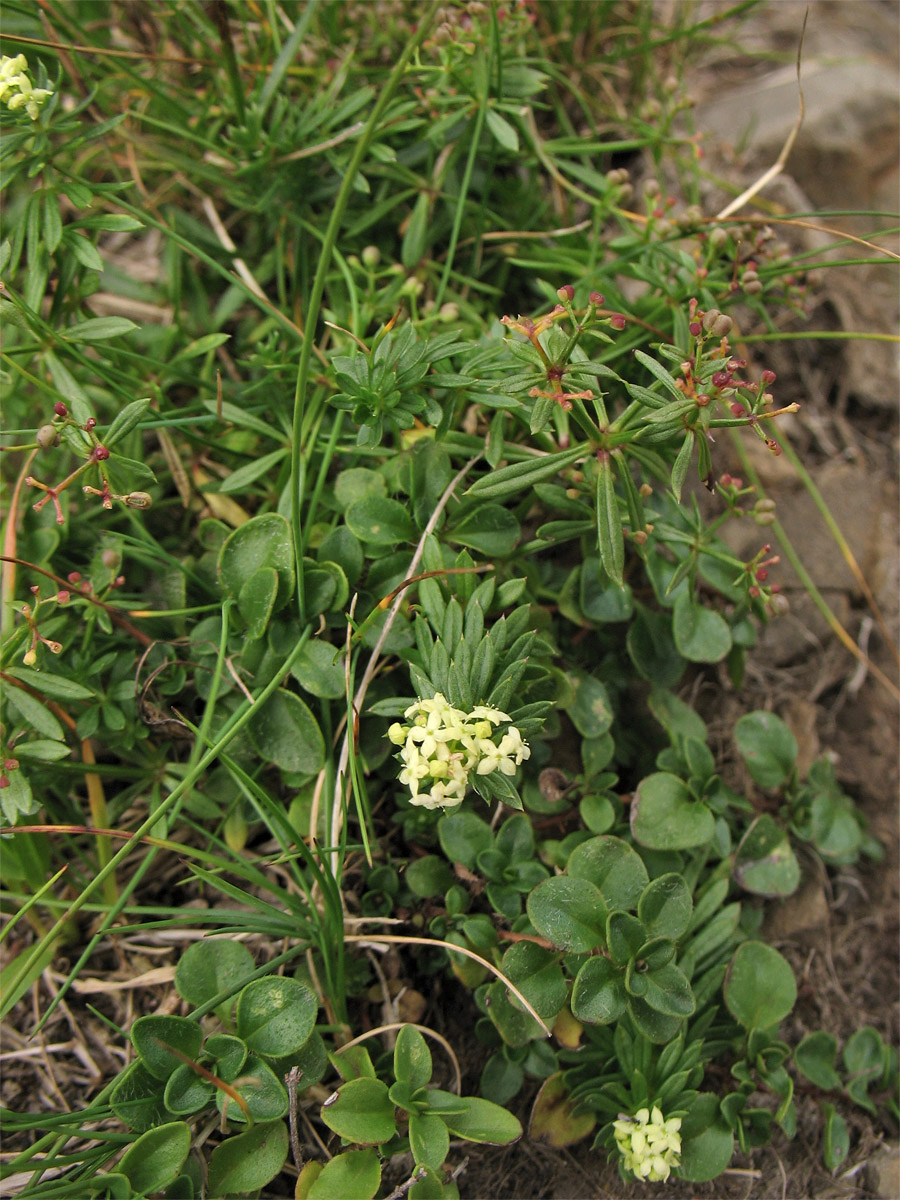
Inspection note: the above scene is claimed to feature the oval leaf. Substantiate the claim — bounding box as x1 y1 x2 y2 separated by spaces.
724 941 796 1029
207 1120 288 1196
248 688 325 774
235 976 318 1059
526 876 607 952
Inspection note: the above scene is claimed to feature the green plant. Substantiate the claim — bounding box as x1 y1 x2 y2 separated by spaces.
2 3 896 1198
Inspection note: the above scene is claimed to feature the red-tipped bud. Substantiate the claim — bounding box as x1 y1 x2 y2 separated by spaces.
93 445 110 460
589 292 604 305
696 393 710 407
755 568 768 582
85 417 97 431
730 403 746 417
54 402 68 417
557 284 575 302
4 759 18 771
57 590 70 603
761 369 776 385
609 313 626 330
712 371 731 389
689 322 702 337
68 572 81 583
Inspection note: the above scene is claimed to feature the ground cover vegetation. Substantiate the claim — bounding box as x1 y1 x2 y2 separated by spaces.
0 2 896 1198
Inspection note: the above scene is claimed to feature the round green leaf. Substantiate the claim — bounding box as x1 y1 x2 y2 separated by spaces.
526 876 608 952
571 956 626 1025
307 1149 381 1200
218 513 294 611
566 670 613 738
637 873 693 939
109 1062 170 1132
405 854 453 897
345 496 415 545
677 1093 735 1182
626 995 684 1044
641 962 696 1017
734 711 798 788
626 604 685 687
672 593 732 662
174 938 255 1015
568 835 649 911
724 941 797 1029
131 1015 202 1081
163 1064 214 1116
794 1031 841 1090
409 1111 451 1171
631 773 715 851
248 688 325 774
237 566 278 640
426 1090 522 1144
394 1025 432 1092
438 811 493 870
207 1120 288 1196
733 815 800 897
235 976 317 1059
118 1122 190 1195
335 468 386 508
447 504 520 557
500 941 567 1020
320 1077 397 1144
217 1053 288 1122
290 638 346 699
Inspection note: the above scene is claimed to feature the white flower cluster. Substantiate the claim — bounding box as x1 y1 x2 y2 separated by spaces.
613 1106 682 1182
0 55 53 121
388 693 530 811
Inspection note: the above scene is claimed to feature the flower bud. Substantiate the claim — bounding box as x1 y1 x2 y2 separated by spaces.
22 648 37 666
85 417 97 431
125 491 153 508
93 445 109 460
361 245 380 267
53 401 68 417
556 284 575 302
589 292 604 305
36 424 59 450
761 369 776 385
609 313 626 330
709 227 729 250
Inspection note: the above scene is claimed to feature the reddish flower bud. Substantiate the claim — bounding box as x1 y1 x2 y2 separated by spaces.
57 590 70 603
712 371 731 389
589 292 604 305
755 568 768 582
730 403 746 417
68 571 81 583
0 777 9 789
93 445 110 461
696 393 710 407
761 369 776 385
85 417 97 431
557 284 575 302
609 313 626 330
54 402 68 417
689 322 702 337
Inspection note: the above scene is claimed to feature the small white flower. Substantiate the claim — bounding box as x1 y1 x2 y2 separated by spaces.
0 54 53 120
613 1106 682 1183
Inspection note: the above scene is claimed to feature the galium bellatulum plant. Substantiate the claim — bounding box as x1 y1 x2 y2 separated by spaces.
389 693 530 810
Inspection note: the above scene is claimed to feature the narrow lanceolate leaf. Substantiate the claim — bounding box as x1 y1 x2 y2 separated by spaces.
63 316 138 341
670 431 694 503
466 445 584 500
105 398 152 449
633 349 683 398
595 453 624 586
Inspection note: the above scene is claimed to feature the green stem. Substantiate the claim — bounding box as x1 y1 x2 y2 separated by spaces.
289 1 440 623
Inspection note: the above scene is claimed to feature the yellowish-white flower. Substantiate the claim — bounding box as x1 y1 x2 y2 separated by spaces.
612 1106 682 1182
0 54 53 120
390 693 530 811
